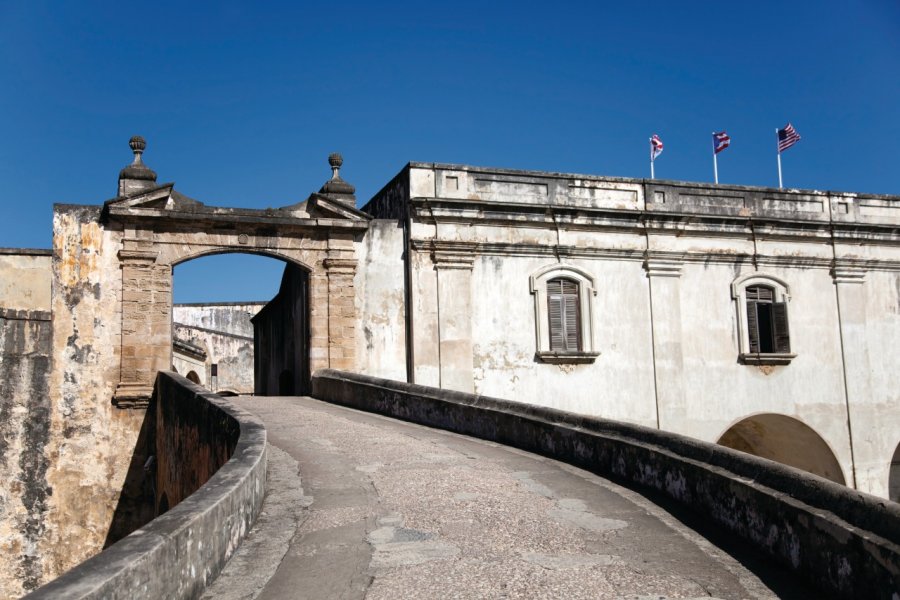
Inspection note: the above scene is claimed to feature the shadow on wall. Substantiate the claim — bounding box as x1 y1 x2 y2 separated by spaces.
890 443 900 503
102 404 157 548
717 413 846 485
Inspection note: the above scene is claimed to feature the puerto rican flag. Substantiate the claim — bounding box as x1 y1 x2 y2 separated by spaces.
713 131 730 154
650 134 664 161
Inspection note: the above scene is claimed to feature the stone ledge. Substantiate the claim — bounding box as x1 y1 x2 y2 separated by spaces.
311 369 900 600
535 350 600 364
26 372 267 600
0 308 51 321
739 352 797 366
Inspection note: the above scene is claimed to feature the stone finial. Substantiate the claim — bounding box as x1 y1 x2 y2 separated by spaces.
129 135 147 156
319 152 356 207
328 152 343 178
118 134 158 196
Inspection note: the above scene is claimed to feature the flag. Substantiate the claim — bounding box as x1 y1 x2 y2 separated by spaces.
650 134 664 161
713 131 730 154
777 123 801 152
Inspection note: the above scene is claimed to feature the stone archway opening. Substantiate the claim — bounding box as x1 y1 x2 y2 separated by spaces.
717 414 845 485
889 443 900 502
172 251 311 397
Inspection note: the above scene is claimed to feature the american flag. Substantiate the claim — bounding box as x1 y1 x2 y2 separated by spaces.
650 134 663 161
777 123 801 153
713 131 730 154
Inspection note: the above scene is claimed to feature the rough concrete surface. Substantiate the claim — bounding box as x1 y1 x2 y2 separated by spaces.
216 396 805 599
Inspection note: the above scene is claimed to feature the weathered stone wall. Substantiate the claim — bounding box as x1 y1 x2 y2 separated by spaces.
173 303 265 394
0 249 51 311
39 204 146 588
172 303 265 338
154 372 241 512
312 369 900 600
0 308 52 597
26 371 266 600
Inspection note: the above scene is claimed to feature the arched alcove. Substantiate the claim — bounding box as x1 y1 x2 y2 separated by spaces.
186 371 201 384
717 414 845 485
889 443 900 503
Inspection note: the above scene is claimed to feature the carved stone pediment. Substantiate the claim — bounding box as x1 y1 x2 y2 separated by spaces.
303 193 372 221
103 184 205 218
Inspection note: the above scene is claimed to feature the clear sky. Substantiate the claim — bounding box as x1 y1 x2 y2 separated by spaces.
2 1 898 302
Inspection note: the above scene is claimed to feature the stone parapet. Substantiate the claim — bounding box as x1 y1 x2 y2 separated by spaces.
25 372 266 600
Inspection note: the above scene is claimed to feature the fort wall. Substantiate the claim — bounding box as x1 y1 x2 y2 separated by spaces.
26 371 266 600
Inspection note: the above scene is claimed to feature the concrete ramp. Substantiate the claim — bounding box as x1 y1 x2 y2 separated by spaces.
207 396 808 599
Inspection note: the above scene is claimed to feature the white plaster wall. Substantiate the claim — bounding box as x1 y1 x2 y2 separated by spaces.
469 254 658 426
354 220 407 381
410 250 441 387
854 270 900 496
677 262 854 482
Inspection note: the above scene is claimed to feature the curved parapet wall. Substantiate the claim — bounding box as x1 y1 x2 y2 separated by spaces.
312 369 900 599
26 372 266 600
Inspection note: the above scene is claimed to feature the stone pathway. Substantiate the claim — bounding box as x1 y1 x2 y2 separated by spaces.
202 396 810 599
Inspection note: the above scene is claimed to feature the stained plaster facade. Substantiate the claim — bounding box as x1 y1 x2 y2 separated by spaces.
362 163 900 500
0 250 53 596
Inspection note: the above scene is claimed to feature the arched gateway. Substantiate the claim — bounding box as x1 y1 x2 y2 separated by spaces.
56 137 370 408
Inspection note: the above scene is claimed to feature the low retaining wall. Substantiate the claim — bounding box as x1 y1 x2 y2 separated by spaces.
312 369 900 599
26 372 266 600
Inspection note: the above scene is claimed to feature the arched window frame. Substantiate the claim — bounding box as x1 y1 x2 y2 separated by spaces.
731 273 796 365
530 264 599 364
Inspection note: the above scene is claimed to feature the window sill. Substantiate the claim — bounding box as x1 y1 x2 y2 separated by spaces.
739 353 796 366
536 351 600 364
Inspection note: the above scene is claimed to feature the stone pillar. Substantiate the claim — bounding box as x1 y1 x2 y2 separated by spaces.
833 265 870 492
324 257 358 371
645 257 686 431
433 243 475 393
309 269 330 375
114 239 171 408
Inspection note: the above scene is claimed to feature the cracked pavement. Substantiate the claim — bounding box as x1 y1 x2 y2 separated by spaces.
202 396 812 599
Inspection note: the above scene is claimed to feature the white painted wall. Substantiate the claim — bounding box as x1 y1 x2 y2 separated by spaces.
359 163 900 499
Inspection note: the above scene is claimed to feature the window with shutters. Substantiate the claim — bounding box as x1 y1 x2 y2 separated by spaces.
547 278 581 352
530 265 599 363
731 274 796 365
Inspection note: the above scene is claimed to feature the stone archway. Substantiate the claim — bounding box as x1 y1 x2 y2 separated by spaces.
92 139 372 407
717 414 845 485
890 443 900 502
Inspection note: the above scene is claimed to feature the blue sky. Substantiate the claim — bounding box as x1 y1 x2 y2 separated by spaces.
2 1 898 302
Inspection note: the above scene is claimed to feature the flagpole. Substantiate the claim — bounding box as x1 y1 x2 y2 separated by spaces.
650 138 655 179
775 127 783 189
712 132 719 184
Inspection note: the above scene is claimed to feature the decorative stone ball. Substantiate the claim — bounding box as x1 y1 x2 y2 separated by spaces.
129 135 147 153
328 153 343 169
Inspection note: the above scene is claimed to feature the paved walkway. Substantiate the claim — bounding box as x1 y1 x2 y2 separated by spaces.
202 396 807 599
